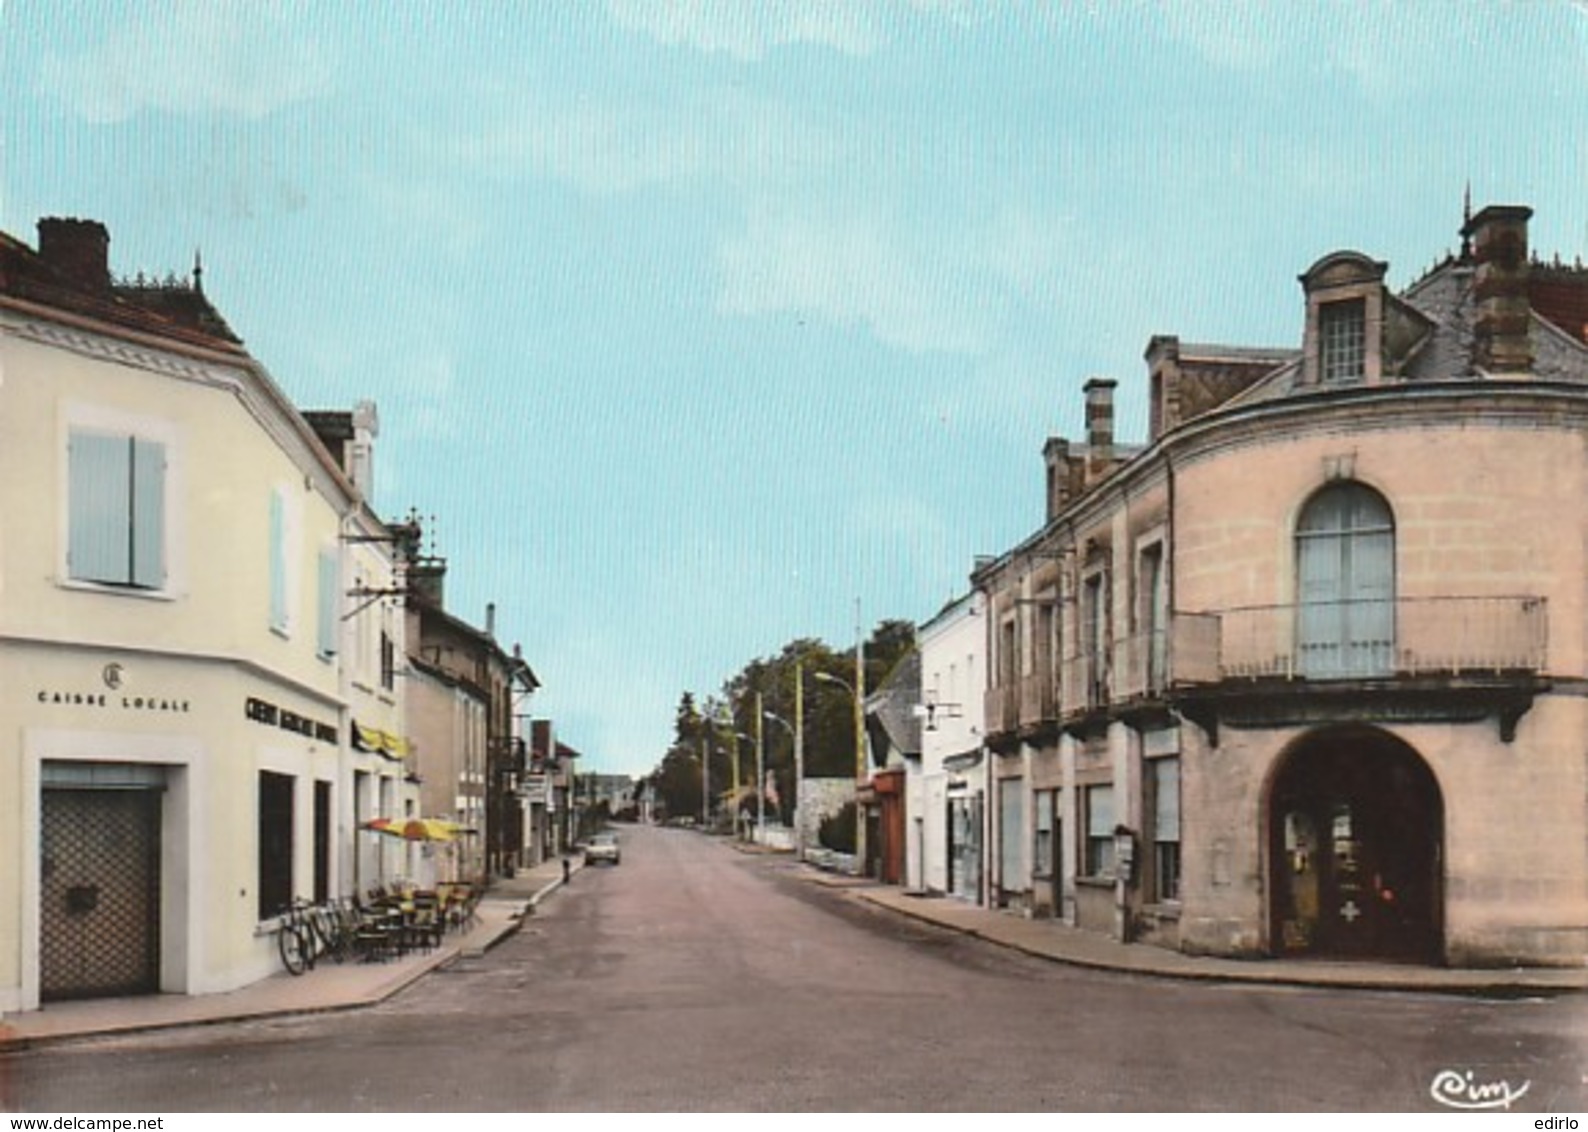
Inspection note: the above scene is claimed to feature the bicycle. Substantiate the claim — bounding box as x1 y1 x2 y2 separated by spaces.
277 897 357 975
276 898 318 976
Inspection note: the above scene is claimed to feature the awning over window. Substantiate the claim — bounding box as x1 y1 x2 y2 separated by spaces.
352 719 409 760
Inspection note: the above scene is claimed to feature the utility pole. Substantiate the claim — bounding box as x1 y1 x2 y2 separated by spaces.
794 660 805 861
755 690 765 843
854 598 867 877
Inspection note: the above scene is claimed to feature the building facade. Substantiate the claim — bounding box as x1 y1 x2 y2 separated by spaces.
974 204 1588 967
0 218 416 1011
908 592 986 901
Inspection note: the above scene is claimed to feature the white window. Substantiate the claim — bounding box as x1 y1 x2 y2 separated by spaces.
67 429 167 589
1084 784 1115 878
1296 482 1395 677
1150 758 1181 902
1034 789 1054 878
1319 299 1366 384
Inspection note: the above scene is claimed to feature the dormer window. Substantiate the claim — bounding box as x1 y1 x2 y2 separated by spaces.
1319 299 1366 383
1299 251 1387 388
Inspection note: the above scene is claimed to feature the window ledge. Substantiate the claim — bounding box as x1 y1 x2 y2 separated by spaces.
1075 875 1114 889
1142 902 1182 921
58 577 177 602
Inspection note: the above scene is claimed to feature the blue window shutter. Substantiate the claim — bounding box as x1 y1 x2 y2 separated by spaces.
269 491 287 631
317 549 338 658
131 438 166 588
68 431 132 584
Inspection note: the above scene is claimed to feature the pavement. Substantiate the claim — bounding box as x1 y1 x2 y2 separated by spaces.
3 845 1583 1052
0 857 575 1053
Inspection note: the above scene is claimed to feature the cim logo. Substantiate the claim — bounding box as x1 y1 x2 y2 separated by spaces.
1429 1068 1531 1110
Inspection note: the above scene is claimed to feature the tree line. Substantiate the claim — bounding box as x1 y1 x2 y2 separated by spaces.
640 620 915 829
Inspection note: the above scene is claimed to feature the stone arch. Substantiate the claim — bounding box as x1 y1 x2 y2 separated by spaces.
1265 725 1443 962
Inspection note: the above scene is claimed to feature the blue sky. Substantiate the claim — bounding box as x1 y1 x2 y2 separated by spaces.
5 2 1586 775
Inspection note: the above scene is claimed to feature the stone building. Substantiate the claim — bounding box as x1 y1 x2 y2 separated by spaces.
974 203 1588 967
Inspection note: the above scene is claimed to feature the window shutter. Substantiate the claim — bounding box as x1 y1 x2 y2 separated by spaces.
68 431 131 584
1153 759 1180 842
269 491 288 631
130 438 166 588
317 549 338 658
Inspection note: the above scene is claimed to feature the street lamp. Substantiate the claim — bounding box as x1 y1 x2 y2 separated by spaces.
815 666 867 875
764 705 801 859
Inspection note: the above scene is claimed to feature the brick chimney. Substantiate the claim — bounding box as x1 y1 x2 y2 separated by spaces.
1463 204 1533 374
1084 377 1116 461
37 217 111 291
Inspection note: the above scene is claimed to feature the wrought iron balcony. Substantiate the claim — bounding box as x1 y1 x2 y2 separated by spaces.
1212 596 1547 681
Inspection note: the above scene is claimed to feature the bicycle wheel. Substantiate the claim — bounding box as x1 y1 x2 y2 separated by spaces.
278 921 311 975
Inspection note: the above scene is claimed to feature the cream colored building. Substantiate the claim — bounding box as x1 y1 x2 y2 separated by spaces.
0 218 415 1011
975 204 1588 967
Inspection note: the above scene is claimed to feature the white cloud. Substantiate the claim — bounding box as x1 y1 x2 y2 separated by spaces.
37 1 332 123
717 199 1077 357
606 0 885 60
1158 1 1282 71
445 89 837 197
717 204 996 355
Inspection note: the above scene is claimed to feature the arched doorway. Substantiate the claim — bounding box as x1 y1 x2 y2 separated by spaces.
1268 727 1443 962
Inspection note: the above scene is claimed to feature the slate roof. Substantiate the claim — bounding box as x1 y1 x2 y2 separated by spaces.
865 648 921 761
0 223 243 354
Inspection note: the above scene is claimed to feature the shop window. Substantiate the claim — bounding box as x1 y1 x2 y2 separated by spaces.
258 771 295 920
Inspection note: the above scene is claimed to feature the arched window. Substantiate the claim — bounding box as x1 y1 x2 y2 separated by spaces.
1295 483 1395 677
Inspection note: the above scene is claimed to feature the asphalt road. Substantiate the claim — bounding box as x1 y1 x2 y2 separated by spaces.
4 824 1586 1112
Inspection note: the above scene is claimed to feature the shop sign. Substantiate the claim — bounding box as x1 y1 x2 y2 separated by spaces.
245 696 339 743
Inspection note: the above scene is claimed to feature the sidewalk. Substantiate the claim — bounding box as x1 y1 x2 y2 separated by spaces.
823 874 1588 997
0 857 577 1052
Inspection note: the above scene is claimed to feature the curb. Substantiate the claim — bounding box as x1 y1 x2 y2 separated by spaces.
1 872 573 1053
833 876 1588 999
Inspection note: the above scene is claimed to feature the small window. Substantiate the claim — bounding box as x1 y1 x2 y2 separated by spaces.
1084 784 1115 878
1150 758 1181 902
1319 299 1366 384
1033 790 1054 877
380 631 396 691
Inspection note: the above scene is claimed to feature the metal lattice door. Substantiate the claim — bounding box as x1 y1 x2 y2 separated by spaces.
40 789 161 1000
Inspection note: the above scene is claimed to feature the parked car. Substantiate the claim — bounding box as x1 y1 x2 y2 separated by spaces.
584 831 621 866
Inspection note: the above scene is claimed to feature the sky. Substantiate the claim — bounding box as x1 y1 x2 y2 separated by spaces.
4 1 1586 775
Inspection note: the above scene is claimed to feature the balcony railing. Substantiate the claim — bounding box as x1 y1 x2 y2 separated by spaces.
1018 670 1058 727
1059 650 1109 716
1214 596 1547 680
984 683 1019 738
1112 614 1222 700
992 598 1544 733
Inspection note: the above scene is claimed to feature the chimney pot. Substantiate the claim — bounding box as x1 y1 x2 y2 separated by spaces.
1083 377 1117 457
